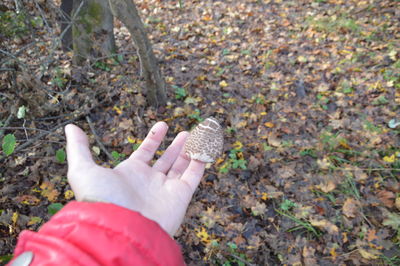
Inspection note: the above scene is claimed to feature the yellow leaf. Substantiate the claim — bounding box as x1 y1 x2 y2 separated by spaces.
330 247 337 258
297 55 307 63
219 80 228 87
358 247 380 259
261 192 268 201
202 15 213 21
113 106 122 115
215 157 225 166
264 122 275 128
197 75 206 81
127 136 136 143
27 216 42 226
232 141 243 149
12 212 19 225
195 227 211 244
64 190 74 200
389 50 397 61
383 154 396 163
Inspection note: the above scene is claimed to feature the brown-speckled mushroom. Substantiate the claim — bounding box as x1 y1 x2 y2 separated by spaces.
184 117 224 163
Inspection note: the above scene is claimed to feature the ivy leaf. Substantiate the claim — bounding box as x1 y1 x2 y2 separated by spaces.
55 148 66 163
2 134 16 156
47 203 63 216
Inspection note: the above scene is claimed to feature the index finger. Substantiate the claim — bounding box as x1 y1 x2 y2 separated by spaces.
129 121 168 163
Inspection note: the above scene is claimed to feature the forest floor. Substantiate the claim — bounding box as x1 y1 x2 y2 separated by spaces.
1 0 399 265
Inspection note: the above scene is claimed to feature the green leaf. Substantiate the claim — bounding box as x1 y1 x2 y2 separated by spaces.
17 105 26 119
227 242 237 250
0 254 13 264
47 203 63 216
280 199 297 211
111 151 125 161
372 95 389 105
173 85 187 100
56 148 66 163
2 134 16 156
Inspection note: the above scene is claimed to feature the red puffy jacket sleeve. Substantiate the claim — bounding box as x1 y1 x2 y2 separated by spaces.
10 201 185 266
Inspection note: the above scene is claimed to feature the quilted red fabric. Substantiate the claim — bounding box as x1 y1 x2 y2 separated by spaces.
11 201 185 266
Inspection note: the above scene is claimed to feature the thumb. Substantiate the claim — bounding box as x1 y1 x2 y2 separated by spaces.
65 124 95 170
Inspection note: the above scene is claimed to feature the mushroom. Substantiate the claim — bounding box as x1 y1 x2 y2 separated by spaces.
184 117 224 163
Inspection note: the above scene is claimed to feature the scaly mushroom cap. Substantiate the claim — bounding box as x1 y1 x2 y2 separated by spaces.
184 117 224 163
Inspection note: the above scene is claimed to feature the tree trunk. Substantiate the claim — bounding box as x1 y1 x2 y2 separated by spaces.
60 0 73 51
71 0 116 65
108 0 167 107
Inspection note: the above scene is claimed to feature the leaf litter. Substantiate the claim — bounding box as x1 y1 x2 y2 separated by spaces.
0 0 399 265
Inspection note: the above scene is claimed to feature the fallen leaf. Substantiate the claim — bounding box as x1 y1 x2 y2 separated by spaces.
356 239 381 259
27 216 42 226
377 190 395 208
40 182 59 202
264 122 275 128
64 190 74 200
14 195 40 205
219 80 228 87
353 167 368 182
383 154 396 163
251 202 266 216
310 218 339 235
119 118 133 130
315 180 336 193
396 196 400 211
382 211 400 230
342 198 359 218
358 246 380 260
267 133 281 147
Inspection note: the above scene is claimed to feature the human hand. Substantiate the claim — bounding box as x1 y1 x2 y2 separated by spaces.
65 122 205 236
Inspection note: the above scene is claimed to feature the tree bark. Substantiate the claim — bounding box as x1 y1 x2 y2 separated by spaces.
71 0 116 65
60 0 73 51
108 0 167 107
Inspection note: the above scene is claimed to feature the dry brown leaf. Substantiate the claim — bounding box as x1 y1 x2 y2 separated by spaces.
356 239 381 259
276 165 296 179
119 118 133 130
40 182 59 202
315 180 336 193
377 190 395 208
354 167 368 183
267 132 281 147
342 198 359 218
310 218 339 235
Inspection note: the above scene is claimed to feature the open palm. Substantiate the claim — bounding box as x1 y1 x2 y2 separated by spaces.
65 122 205 236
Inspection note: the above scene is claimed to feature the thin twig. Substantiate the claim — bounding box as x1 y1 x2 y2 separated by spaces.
86 116 114 162
338 167 399 171
0 118 77 162
0 112 14 140
0 127 54 134
229 254 256 266
0 87 118 162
